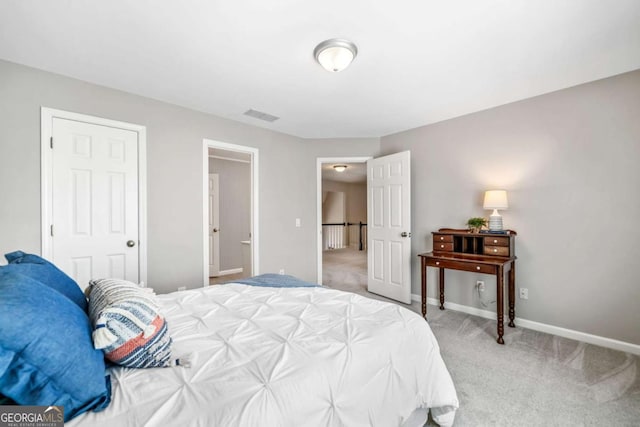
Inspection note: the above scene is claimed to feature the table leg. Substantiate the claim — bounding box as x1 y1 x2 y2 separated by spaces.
496 265 505 344
421 256 427 318
508 261 516 328
439 268 445 310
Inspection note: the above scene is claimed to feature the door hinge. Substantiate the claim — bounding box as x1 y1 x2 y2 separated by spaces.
50 225 54 236
50 136 53 149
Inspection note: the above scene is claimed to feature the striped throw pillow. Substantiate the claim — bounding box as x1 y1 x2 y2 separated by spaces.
86 279 172 368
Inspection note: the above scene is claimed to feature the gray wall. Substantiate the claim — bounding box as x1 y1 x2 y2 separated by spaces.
381 70 640 345
322 179 367 247
3 58 636 345
0 59 381 293
208 157 250 271
322 191 345 224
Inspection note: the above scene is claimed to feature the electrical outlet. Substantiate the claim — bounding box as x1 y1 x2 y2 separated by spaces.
177 286 187 291
295 218 301 227
279 269 285 275
519 287 528 299
476 280 485 292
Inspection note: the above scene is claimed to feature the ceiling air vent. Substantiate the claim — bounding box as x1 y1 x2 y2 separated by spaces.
243 109 280 122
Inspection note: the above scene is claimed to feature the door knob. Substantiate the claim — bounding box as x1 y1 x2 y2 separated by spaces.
127 240 136 247
213 228 219 233
401 232 412 238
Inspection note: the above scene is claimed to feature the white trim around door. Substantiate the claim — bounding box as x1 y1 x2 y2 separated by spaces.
41 107 148 285
203 139 259 287
316 156 371 285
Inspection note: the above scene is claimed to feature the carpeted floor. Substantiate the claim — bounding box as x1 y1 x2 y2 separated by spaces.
322 247 640 426
322 246 422 308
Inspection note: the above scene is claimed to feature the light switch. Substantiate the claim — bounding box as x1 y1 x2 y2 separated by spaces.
295 218 301 227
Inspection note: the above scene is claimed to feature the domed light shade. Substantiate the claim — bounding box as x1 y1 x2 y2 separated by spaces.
314 39 358 72
333 165 348 172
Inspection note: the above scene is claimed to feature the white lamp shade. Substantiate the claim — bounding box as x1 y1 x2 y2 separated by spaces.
317 46 354 72
483 190 508 210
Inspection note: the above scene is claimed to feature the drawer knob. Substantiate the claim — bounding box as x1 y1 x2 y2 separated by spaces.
436 261 440 266
440 237 444 240
494 249 498 253
493 239 498 243
476 266 481 270
440 244 444 248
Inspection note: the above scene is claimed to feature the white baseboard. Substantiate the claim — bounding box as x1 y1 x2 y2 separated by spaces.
411 293 640 356
218 268 243 276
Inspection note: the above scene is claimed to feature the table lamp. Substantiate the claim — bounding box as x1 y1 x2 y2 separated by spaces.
483 190 508 231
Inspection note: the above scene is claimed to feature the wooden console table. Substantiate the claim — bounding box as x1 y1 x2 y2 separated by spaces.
418 228 517 344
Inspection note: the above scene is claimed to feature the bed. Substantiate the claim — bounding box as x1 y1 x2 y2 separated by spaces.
67 282 458 426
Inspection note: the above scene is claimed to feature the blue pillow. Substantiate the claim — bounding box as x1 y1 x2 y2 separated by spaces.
0 271 111 421
2 251 87 312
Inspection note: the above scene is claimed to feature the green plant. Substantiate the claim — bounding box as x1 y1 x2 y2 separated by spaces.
466 217 487 231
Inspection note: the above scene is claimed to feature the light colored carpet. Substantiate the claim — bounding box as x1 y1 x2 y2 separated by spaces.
322 248 640 426
322 247 422 310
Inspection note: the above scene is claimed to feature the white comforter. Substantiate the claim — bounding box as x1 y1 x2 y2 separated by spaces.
70 284 458 426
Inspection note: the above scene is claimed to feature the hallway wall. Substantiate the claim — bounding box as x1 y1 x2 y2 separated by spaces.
322 179 367 248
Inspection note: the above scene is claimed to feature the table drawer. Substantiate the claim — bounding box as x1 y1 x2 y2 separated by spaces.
434 242 454 251
483 236 509 246
433 233 453 243
426 258 496 274
484 245 510 256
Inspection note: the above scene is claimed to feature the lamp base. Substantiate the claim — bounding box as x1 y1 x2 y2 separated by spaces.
488 212 503 231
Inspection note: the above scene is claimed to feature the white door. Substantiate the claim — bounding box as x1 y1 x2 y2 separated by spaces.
209 173 220 276
51 117 140 289
367 151 412 303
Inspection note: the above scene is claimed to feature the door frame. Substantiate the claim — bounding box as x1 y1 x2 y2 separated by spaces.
208 173 220 276
316 156 371 284
40 107 148 284
203 139 259 286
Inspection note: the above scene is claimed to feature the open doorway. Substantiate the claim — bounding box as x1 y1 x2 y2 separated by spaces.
203 139 259 286
317 157 370 291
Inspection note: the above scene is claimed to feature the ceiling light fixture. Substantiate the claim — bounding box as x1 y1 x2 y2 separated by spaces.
333 165 348 172
314 39 358 73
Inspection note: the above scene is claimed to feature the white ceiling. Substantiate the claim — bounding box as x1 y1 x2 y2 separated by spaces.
322 163 367 184
208 148 251 163
1 1 639 138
